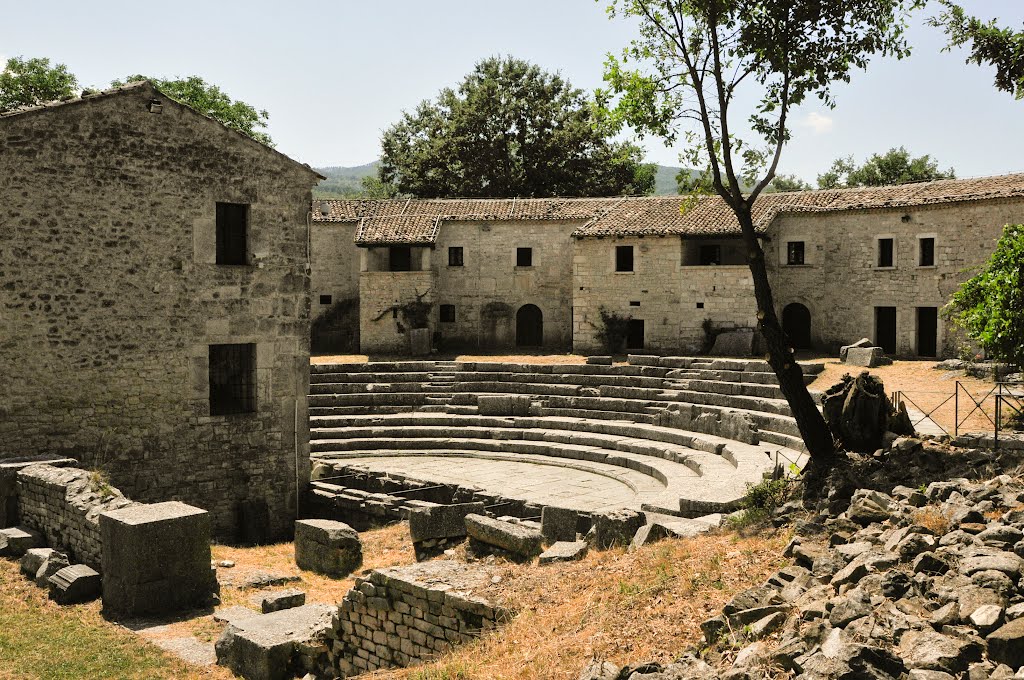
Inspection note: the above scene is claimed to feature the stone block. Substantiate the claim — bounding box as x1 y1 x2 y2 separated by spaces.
840 338 874 361
465 514 543 560
100 501 215 617
539 541 588 565
35 550 70 588
408 503 485 542
845 346 887 368
588 510 645 549
215 604 333 680
986 617 1024 669
476 395 531 416
294 519 362 577
260 589 306 614
48 564 101 604
710 329 756 357
20 548 55 578
541 506 579 544
586 356 613 365
408 328 431 356
0 526 43 557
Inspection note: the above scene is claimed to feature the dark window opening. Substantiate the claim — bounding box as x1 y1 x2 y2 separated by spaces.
615 245 634 272
696 302 705 309
786 241 805 265
389 246 412 272
625 319 645 350
878 238 894 267
439 304 456 323
516 247 533 267
919 238 935 267
209 343 256 416
448 247 464 267
699 245 721 266
216 202 248 265
629 301 640 307
319 294 332 305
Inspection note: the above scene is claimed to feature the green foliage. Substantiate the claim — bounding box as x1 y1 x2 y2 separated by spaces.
767 174 813 193
311 298 360 355
314 162 401 199
0 56 78 112
930 2 1024 99
375 290 434 331
112 74 273 146
817 147 955 189
594 307 632 354
379 56 655 198
945 224 1024 369
727 477 792 529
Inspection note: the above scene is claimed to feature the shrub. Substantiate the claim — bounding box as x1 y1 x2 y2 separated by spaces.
594 307 631 353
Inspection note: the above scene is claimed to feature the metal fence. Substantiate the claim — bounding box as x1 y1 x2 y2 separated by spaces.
891 381 1024 448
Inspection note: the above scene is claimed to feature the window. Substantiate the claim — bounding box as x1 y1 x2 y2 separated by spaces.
216 202 248 265
209 344 256 416
389 246 412 272
877 238 894 268
615 245 634 272
516 247 533 267
919 237 935 267
448 247 464 267
786 241 805 266
699 245 721 266
439 304 456 323
319 294 332 305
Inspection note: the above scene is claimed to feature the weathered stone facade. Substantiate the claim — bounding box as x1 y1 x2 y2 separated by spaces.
0 82 320 539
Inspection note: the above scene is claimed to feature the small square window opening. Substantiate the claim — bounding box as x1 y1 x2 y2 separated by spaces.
439 304 456 323
516 247 533 267
787 241 805 265
448 247 464 267
319 294 333 305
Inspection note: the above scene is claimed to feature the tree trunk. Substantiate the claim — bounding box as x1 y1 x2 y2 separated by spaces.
735 203 836 459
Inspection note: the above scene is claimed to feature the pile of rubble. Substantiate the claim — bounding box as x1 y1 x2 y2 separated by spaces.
582 442 1024 680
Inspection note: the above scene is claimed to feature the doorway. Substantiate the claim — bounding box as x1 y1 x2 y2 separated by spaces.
515 304 543 347
875 307 897 354
782 303 812 350
625 319 645 350
917 307 938 357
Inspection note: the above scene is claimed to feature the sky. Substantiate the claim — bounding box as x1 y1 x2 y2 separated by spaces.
2 0 1023 184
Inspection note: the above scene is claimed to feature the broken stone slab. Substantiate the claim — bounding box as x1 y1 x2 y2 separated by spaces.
20 547 55 578
477 395 531 416
100 501 215 617
577 658 620 680
586 356 613 366
540 506 579 544
845 346 890 368
987 617 1024 669
0 526 43 557
35 550 70 588
630 517 713 550
294 519 362 578
214 606 261 626
259 589 306 614
48 564 101 605
465 514 543 560
408 502 485 542
587 509 645 549
539 541 589 565
897 629 982 675
215 604 333 680
240 572 302 590
840 338 874 362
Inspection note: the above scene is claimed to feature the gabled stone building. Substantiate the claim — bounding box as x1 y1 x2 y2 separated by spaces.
312 174 1024 358
0 82 322 540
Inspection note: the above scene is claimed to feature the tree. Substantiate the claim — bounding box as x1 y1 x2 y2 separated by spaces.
817 147 955 189
112 75 273 146
768 174 812 193
946 224 1024 369
0 56 78 112
379 56 656 198
598 0 923 459
930 2 1024 99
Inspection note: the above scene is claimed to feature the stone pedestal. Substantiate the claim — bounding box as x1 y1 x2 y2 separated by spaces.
100 501 214 617
294 519 362 577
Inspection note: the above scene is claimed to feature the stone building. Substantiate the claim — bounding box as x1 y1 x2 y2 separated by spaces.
0 82 322 540
311 175 1024 358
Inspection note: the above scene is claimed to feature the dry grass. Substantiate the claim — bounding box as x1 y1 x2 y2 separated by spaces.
364 529 790 680
911 506 952 535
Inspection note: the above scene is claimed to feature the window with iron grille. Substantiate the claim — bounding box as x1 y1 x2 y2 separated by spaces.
516 247 533 267
448 247 464 267
216 202 248 265
209 344 256 416
787 241 805 265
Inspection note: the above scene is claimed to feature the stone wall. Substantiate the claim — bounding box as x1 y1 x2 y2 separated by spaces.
324 561 510 676
767 199 1024 356
0 83 316 539
310 221 360 312
16 464 137 569
358 270 436 354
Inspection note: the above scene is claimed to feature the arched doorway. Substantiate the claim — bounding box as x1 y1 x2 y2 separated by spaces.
782 303 812 350
516 304 543 347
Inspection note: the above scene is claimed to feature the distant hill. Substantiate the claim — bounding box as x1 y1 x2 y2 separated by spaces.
312 161 688 198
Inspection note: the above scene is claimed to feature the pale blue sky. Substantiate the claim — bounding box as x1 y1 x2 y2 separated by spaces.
1 1 1022 184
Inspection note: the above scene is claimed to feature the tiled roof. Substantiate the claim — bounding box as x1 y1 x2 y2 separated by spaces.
577 174 1024 238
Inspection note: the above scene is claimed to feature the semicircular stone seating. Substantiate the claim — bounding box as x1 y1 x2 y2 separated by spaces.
308 356 823 525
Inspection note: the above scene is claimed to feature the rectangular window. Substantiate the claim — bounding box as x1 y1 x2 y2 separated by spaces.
389 246 412 272
615 245 634 272
209 344 256 416
786 241 805 265
448 247 464 267
919 237 935 267
699 245 721 266
215 202 248 265
319 294 332 305
439 304 456 323
516 247 533 267
877 238 894 267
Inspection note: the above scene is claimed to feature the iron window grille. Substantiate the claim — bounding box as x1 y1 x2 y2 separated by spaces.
787 241 805 265
209 344 256 416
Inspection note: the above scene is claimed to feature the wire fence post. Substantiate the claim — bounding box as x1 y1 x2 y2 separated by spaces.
954 382 959 438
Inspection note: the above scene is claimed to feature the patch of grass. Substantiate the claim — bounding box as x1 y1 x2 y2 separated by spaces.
912 506 952 535
726 477 793 531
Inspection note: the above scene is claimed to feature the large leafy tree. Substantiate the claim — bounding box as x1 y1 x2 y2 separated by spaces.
0 56 78 112
379 56 655 198
946 225 1024 368
598 0 923 459
112 75 273 146
818 147 955 189
930 2 1024 99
